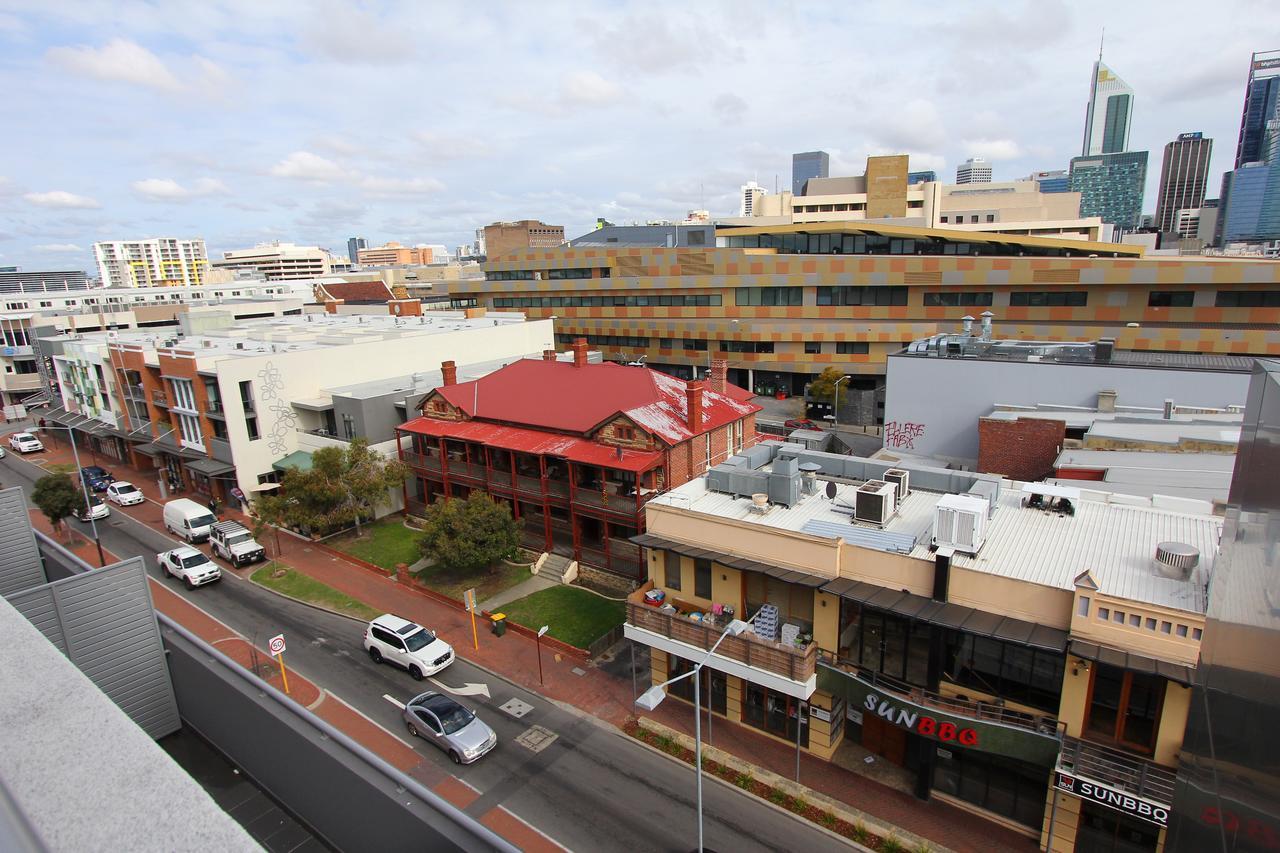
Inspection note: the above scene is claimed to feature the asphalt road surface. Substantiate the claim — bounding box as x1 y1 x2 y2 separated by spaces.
3 452 850 853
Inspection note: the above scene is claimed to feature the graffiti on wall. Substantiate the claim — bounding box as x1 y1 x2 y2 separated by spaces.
256 362 297 456
884 421 926 450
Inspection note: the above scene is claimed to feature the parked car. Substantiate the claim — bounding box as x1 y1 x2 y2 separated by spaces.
208 520 266 567
784 418 822 431
106 481 146 506
402 691 497 765
156 546 222 589
74 494 110 522
364 614 454 680
79 465 115 492
162 498 217 543
8 432 44 453
0 445 7 458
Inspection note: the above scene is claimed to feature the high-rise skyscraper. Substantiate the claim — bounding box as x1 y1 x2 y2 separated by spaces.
93 238 207 288
1155 132 1214 235
347 236 367 264
1081 61 1134 156
1233 50 1280 168
955 158 992 184
1070 151 1149 230
740 181 767 217
792 151 829 196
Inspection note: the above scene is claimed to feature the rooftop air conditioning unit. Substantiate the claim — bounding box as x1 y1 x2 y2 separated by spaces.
884 469 910 501
854 480 897 526
932 494 989 555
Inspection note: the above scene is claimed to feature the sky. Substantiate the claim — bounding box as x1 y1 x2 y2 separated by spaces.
1 0 1278 275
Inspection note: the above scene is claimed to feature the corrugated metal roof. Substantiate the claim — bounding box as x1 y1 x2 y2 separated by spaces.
401 418 663 472
1055 449 1237 472
800 519 918 554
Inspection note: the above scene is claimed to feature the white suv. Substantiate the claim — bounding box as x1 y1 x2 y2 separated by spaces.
363 614 454 680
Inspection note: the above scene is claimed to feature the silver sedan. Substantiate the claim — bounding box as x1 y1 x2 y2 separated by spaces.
402 691 497 765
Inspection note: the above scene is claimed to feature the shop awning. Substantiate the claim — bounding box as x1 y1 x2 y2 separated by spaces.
186 457 236 476
822 577 1068 653
136 440 205 460
272 450 314 473
1067 639 1193 686
402 419 663 473
630 533 828 588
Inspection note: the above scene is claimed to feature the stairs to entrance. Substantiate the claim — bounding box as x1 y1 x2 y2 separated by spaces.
534 552 578 584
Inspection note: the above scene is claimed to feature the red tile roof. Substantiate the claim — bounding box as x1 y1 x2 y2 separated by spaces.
400 419 663 472
413 360 759 446
313 280 394 303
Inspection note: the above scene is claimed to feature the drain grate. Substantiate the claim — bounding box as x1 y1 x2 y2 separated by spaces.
515 725 557 753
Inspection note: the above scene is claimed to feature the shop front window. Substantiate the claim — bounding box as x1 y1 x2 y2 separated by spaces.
667 655 726 715
742 683 808 747
932 744 1047 829
943 631 1064 713
836 599 930 688
1075 802 1161 853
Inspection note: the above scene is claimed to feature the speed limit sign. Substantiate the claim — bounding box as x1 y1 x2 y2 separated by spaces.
268 634 286 655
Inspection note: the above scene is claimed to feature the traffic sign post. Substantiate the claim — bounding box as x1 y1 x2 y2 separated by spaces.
464 588 479 650
268 633 290 695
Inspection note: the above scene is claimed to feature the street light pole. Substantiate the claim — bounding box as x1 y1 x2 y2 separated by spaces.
832 375 851 428
536 625 549 686
41 423 106 567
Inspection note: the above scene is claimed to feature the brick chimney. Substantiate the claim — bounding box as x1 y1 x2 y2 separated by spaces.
324 298 344 314
542 349 557 361
572 337 588 368
441 360 457 386
387 298 422 316
709 359 728 395
686 379 704 432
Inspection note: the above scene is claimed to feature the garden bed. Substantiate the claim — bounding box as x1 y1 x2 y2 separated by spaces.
625 720 922 852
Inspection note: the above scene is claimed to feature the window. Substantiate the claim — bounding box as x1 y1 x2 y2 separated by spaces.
667 655 726 714
342 414 356 439
210 419 229 440
742 682 808 746
940 216 949 223
816 286 908 306
1215 289 1280 308
836 342 869 355
748 574 815 635
238 380 255 412
682 338 709 351
1149 291 1194 307
246 417 259 441
1085 664 1164 753
493 292 722 309
735 287 803 306
933 746 1047 830
170 378 197 412
1009 291 1088 307
177 413 204 449
804 341 822 354
942 630 1065 712
985 214 995 223
923 291 994 307
614 425 636 442
664 550 681 590
546 267 593 279
694 558 712 599
554 333 650 348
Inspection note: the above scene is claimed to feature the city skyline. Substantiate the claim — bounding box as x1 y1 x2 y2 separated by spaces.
1 1 1278 272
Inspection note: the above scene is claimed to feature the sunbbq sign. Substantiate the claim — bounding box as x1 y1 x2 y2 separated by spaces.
1055 771 1169 827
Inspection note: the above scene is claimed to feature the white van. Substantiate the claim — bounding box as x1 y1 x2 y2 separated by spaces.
163 498 218 544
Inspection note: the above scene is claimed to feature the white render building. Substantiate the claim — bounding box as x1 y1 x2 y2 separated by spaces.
213 243 346 281
94 238 209 288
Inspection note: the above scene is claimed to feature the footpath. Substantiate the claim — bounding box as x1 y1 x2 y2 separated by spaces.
16 428 1034 853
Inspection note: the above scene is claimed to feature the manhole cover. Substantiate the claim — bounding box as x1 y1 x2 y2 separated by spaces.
515 725 557 753
499 698 534 719
571 667 586 677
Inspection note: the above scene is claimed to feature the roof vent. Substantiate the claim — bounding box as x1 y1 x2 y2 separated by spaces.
1154 542 1200 580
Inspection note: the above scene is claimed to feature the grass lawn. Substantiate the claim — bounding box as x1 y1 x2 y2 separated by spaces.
250 562 381 620
44 462 77 475
499 586 625 649
414 561 529 603
328 518 421 571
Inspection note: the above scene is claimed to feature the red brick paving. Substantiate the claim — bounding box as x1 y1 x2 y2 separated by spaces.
23 434 1034 852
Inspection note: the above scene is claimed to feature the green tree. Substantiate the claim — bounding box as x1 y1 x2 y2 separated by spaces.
257 439 407 537
417 492 519 571
32 473 82 538
808 366 849 406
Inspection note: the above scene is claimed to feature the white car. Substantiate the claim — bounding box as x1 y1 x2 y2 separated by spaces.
363 614 454 680
8 432 44 453
156 546 222 589
74 494 110 522
106 481 145 506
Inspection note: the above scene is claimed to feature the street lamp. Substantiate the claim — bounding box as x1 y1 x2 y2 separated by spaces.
36 422 107 567
831 374 851 428
536 625 549 686
636 615 754 853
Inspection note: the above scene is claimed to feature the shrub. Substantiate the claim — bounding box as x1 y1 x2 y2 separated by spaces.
734 772 753 790
881 834 905 853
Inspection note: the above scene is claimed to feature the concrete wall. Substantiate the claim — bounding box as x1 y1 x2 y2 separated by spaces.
883 354 1251 463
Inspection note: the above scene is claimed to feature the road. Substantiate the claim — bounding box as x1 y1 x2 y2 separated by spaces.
2 451 850 853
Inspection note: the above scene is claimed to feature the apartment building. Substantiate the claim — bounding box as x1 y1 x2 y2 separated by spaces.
433 224 1280 421
397 352 758 578
212 243 345 281
481 220 565 258
627 442 1217 850
42 308 554 504
0 267 90 293
357 242 450 266
93 238 208 288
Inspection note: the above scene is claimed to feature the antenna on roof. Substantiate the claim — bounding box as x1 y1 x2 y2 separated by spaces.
1098 27 1105 62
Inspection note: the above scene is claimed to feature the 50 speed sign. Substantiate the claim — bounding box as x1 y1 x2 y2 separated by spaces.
268 634 286 655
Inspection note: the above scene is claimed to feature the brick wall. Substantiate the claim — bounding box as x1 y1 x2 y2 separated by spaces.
594 416 656 451
421 393 466 421
977 417 1065 481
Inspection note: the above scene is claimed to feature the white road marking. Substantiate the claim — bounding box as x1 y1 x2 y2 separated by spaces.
382 693 406 710
429 677 491 699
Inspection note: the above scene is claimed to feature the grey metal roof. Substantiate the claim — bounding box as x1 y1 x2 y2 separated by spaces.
185 458 235 476
630 533 827 587
1108 351 1256 372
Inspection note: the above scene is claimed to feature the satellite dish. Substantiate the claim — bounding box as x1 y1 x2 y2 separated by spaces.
825 481 837 500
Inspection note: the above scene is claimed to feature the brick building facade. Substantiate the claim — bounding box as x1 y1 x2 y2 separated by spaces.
977 416 1067 481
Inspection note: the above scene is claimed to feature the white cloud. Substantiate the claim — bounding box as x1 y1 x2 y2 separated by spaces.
712 93 748 124
24 190 101 209
359 176 446 197
964 138 1023 160
301 4 415 65
32 243 84 253
561 71 622 106
413 132 494 161
878 98 947 151
47 38 183 92
132 177 230 201
269 151 348 182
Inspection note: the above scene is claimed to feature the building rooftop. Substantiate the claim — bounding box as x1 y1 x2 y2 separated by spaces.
984 408 1243 441
652 450 1219 613
899 334 1257 373
325 349 603 402
1051 449 1236 503
50 310 531 360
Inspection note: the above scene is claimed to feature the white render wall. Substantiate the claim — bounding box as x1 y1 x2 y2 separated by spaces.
208 318 556 496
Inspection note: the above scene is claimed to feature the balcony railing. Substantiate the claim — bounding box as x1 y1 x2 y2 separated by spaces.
124 383 147 400
402 451 442 471
206 399 225 415
1057 735 1176 808
626 593 817 683
151 390 168 407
